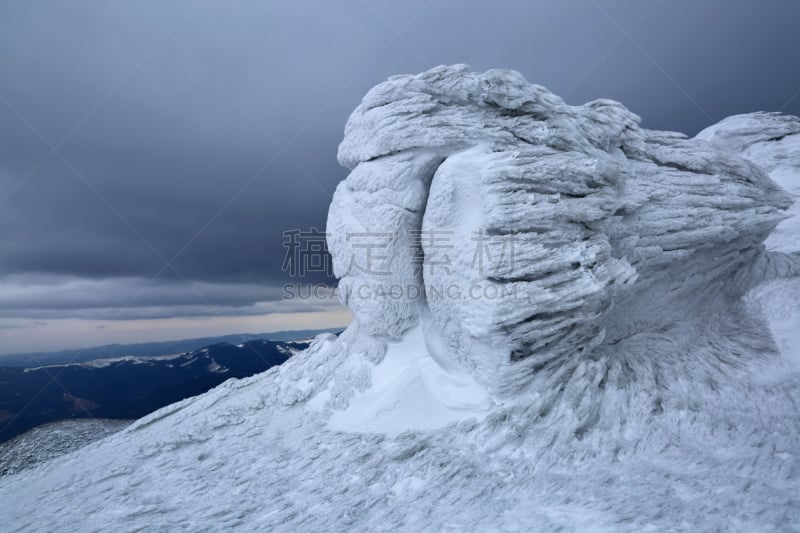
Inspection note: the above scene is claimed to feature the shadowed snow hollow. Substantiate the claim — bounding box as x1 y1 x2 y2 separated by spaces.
0 67 798 532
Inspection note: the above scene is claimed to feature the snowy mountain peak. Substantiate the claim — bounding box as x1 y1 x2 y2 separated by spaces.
1 67 798 531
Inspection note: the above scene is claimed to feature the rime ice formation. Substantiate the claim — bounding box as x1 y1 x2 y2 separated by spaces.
0 67 798 531
698 112 800 372
329 65 795 400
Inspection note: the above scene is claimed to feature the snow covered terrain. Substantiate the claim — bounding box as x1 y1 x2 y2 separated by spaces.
0 66 798 531
0 419 131 477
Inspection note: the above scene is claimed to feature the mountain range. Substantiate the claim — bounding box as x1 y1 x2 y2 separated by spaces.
0 336 320 444
0 329 339 368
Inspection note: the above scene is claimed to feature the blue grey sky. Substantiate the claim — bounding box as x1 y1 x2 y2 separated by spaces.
1 0 799 354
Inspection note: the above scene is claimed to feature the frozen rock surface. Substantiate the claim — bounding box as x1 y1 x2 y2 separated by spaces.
332 65 794 398
0 67 798 532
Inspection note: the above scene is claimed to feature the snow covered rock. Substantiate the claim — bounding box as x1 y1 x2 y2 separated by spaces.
330 64 793 398
0 67 798 531
700 112 800 373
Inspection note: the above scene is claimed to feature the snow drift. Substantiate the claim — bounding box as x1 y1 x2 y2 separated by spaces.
0 66 798 531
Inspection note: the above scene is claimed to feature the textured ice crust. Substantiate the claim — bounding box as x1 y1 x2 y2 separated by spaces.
331 65 795 400
0 67 798 531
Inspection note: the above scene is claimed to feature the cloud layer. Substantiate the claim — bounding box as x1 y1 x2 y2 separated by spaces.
1 0 799 347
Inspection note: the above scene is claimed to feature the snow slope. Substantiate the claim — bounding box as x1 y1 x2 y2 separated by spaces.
0 419 131 477
0 67 798 532
326 324 494 435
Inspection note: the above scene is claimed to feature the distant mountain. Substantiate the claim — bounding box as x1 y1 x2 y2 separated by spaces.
0 338 311 444
0 328 339 368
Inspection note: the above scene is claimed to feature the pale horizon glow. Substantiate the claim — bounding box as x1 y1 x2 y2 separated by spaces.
0 308 352 357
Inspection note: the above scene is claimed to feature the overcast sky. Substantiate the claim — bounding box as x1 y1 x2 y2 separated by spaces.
1 0 799 355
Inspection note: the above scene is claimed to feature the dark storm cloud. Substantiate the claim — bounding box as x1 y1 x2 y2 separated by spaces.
0 273 340 320
1 0 799 317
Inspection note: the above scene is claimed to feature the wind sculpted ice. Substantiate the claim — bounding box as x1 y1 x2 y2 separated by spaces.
329 65 796 400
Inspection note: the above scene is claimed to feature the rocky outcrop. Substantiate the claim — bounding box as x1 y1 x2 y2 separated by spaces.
329 65 793 397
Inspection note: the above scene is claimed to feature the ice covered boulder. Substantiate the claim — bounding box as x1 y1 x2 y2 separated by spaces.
328 65 794 398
